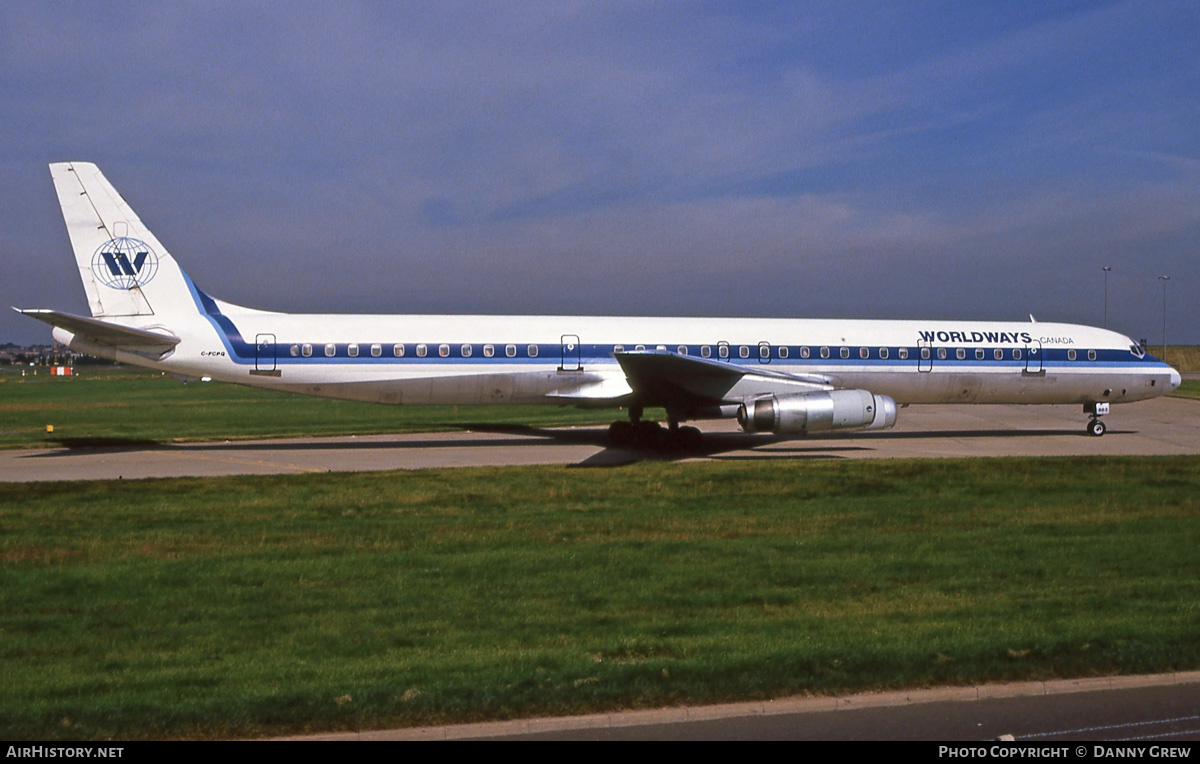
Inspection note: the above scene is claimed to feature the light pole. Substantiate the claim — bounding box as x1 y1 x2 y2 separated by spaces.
1102 266 1112 328
1158 275 1170 360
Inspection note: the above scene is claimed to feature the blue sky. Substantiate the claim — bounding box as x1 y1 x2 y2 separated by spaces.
2 0 1197 345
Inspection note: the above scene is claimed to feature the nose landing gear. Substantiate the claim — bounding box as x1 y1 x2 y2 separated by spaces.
1085 401 1110 437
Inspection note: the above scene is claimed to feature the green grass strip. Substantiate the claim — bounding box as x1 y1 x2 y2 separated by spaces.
2 456 1198 739
1170 379 1200 400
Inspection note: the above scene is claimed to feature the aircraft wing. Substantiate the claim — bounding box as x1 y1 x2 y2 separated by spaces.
16 309 180 353
613 349 833 410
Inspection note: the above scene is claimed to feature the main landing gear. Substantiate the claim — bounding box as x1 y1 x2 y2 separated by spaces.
608 405 704 451
1085 401 1110 437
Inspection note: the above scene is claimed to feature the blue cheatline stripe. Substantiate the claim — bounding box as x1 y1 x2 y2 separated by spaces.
182 272 253 362
180 272 1173 372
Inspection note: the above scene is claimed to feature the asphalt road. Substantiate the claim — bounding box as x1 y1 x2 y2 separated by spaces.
2 398 1197 482
288 672 1200 741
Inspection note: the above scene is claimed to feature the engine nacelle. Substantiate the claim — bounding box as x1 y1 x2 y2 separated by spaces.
737 390 897 435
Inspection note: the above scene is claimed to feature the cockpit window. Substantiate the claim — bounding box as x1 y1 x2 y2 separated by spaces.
1130 343 1145 359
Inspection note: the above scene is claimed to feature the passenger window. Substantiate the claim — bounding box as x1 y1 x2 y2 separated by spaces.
800 347 810 359
438 344 449 358
677 345 688 355
302 344 312 357
740 346 750 358
701 346 711 358
1013 349 1022 360
719 345 729 358
348 343 359 358
956 348 966 360
656 345 667 351
779 346 789 359
759 344 770 359
1068 349 1077 361
506 344 516 357
393 343 404 357
880 348 889 360
636 344 646 351
937 348 947 360
840 347 850 359
614 344 624 353
528 344 538 357
898 348 908 360
484 344 494 358
975 348 984 360
461 344 472 357
325 343 336 357
416 344 427 358
859 347 869 359
371 344 382 357
994 348 1003 360
920 348 930 360
820 347 830 359
289 344 300 357
1088 349 1097 361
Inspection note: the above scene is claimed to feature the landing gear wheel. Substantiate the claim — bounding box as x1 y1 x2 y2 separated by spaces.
1087 418 1106 437
634 421 665 448
608 420 634 446
608 420 665 448
673 426 704 452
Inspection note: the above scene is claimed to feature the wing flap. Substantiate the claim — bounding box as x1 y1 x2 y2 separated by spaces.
546 371 635 402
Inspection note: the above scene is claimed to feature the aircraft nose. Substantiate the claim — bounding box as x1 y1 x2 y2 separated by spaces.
1169 368 1182 391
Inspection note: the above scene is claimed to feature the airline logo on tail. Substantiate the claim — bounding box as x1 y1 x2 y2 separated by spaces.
92 237 158 290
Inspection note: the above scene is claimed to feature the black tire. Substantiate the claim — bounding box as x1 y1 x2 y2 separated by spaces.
608 420 633 446
634 421 665 448
675 426 704 452
1088 419 1106 437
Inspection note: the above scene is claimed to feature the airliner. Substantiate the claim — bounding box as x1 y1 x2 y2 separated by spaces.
18 162 1181 448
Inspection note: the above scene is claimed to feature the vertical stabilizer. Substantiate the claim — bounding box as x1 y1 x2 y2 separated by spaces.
50 162 194 319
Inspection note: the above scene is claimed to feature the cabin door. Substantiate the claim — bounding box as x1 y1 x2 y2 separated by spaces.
255 333 277 373
560 334 582 372
1024 340 1044 374
918 339 933 373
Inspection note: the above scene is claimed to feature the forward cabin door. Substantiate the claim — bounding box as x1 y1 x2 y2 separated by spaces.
1024 339 1044 375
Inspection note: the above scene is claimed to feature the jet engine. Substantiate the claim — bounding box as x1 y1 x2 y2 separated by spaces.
737 389 897 435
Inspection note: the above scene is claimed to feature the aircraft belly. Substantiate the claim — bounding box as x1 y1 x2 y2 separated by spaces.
245 370 583 406
235 365 1172 409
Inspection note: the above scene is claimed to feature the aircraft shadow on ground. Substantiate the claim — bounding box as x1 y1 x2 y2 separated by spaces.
30 423 1105 470
36 427 806 466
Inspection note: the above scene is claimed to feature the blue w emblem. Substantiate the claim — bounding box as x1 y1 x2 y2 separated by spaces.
91 237 159 290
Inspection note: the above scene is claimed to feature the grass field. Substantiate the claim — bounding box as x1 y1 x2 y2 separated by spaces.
1158 345 1200 373
1171 379 1200 400
2 456 1198 740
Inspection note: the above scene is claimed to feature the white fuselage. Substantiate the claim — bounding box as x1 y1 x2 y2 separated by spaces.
77 283 1177 417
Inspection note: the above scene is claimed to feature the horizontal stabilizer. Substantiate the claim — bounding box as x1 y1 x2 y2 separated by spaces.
16 308 180 352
